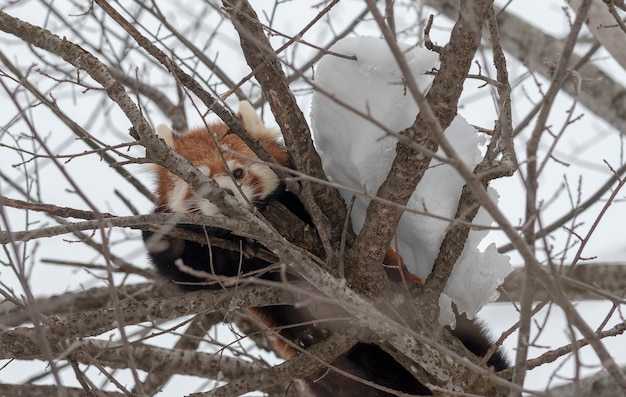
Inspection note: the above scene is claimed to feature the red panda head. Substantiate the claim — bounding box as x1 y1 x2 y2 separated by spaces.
153 101 289 216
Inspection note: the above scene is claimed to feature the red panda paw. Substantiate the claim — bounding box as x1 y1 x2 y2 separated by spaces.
266 324 330 360
293 325 330 351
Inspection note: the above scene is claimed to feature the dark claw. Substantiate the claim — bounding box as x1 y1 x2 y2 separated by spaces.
294 326 330 351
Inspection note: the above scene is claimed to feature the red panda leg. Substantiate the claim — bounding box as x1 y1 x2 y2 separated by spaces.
247 306 329 360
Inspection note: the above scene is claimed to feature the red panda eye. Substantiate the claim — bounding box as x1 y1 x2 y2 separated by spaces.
232 168 245 179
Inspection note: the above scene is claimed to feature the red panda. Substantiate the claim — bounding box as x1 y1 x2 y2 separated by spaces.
152 100 289 216
143 101 508 396
143 100 325 359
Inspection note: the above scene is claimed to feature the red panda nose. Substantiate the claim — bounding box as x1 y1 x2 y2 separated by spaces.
223 188 235 197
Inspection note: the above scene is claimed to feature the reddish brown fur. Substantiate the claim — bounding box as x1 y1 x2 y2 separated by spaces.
154 122 289 211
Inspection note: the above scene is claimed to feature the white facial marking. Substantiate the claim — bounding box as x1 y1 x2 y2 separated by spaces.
166 162 280 216
197 165 211 176
167 178 191 213
225 160 237 173
249 163 280 199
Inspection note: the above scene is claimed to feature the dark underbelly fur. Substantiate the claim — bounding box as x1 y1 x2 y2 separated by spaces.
143 194 508 396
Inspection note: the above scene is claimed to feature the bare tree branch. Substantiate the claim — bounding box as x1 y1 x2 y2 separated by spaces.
2 1 626 395
223 0 350 262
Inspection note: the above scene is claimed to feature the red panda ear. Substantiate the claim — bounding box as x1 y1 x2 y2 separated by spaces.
237 100 265 132
237 101 283 145
156 124 176 147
